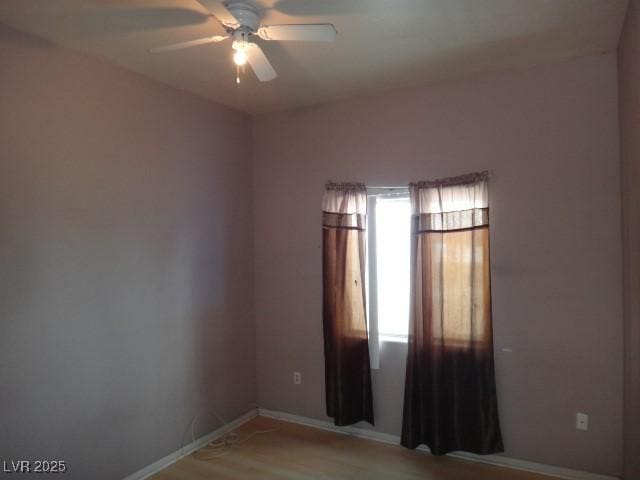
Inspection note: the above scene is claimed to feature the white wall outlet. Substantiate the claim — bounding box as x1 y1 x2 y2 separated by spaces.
576 412 589 431
293 371 301 385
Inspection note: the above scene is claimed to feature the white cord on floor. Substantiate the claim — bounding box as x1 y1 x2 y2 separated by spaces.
190 408 279 461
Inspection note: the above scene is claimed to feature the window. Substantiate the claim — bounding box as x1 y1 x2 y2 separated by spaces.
367 189 411 344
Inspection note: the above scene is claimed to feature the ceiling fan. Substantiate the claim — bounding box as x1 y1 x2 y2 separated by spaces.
149 0 337 83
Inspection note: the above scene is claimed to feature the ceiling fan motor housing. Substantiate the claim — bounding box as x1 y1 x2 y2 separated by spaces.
226 2 260 32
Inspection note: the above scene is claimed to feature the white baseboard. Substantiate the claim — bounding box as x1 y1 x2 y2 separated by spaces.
258 408 619 480
121 408 258 480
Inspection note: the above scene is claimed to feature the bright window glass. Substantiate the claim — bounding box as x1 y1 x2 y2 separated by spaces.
375 195 411 338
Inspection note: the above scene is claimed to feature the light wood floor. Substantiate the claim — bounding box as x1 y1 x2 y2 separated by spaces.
150 416 553 480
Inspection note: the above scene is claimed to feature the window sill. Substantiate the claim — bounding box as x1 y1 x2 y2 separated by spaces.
379 334 408 344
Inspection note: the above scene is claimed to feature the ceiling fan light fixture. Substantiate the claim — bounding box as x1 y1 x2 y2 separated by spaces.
233 47 247 66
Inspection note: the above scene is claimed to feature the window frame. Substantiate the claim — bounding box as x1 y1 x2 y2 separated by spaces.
366 187 411 369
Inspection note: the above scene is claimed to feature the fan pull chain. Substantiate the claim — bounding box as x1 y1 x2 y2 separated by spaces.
236 63 246 84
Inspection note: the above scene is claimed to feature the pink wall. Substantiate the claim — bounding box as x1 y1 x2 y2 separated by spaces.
0 23 255 479
619 1 640 478
253 53 623 475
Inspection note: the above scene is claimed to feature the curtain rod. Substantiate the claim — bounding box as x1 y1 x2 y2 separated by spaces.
327 171 493 191
409 170 490 188
326 183 407 190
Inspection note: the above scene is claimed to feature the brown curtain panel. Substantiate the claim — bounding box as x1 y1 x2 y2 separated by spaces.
401 172 503 455
322 183 374 426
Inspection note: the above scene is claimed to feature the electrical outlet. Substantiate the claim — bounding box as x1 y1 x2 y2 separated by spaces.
576 412 589 431
293 371 301 385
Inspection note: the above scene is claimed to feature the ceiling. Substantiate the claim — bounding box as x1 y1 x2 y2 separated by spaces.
0 0 629 114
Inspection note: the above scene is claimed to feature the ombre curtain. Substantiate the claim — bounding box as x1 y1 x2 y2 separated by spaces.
401 172 503 455
322 182 374 426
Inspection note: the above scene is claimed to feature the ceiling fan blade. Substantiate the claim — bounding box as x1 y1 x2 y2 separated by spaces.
197 0 240 28
245 43 277 82
149 35 228 53
257 24 337 42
